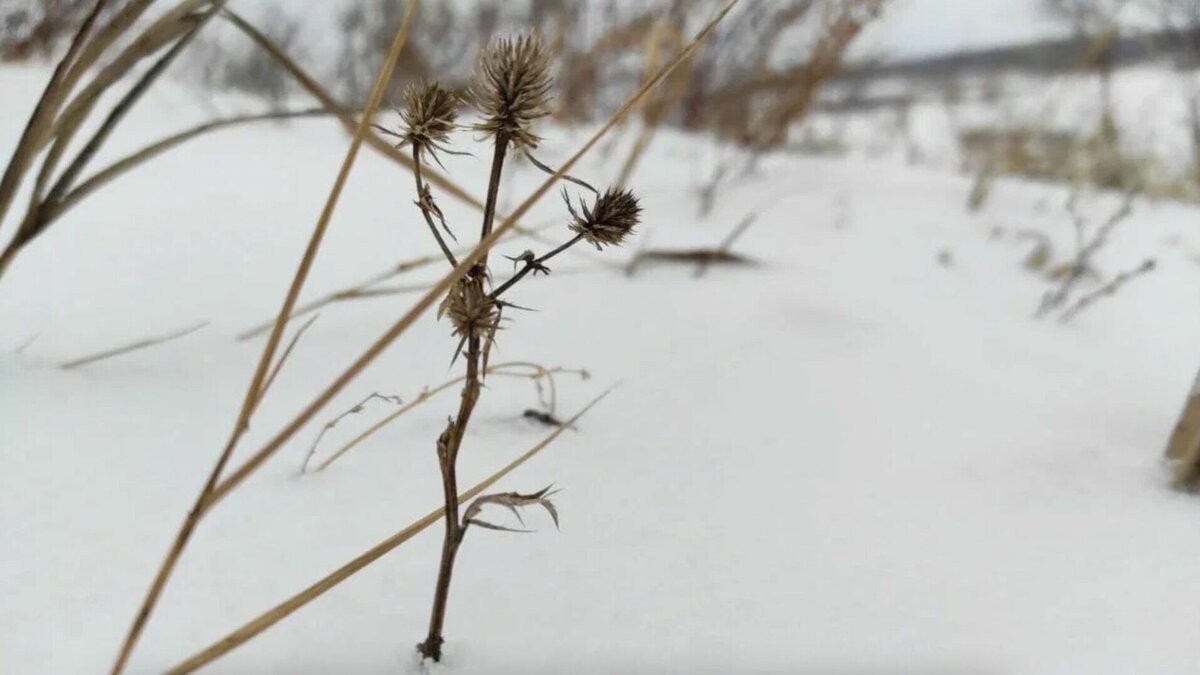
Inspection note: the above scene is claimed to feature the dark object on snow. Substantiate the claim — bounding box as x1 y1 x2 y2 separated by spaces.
523 409 571 428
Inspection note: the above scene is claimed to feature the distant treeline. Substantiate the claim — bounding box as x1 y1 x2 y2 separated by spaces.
843 26 1200 83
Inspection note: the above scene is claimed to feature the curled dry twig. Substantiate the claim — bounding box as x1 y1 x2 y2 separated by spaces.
309 362 589 474
298 392 404 474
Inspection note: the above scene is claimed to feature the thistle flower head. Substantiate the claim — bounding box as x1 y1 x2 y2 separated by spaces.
397 81 459 158
470 35 553 150
439 277 499 340
566 188 642 250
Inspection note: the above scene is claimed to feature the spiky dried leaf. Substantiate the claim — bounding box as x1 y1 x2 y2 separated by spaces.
470 35 553 150
463 486 561 534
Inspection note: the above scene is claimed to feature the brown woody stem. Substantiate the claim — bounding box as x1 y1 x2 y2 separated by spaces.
417 330 482 661
477 135 509 273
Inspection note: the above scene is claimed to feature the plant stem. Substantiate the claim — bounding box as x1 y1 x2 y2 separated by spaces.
418 133 511 661
413 146 458 267
490 233 585 299
477 135 509 273
418 331 482 661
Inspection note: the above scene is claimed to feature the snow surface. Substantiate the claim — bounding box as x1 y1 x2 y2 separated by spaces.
4 62 1200 674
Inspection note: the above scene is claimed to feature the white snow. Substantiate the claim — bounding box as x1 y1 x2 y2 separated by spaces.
4 61 1200 674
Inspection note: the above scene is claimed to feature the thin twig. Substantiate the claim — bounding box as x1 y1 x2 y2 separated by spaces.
166 389 614 675
258 313 319 404
490 234 585 299
12 333 39 355
1038 191 1135 317
313 362 585 473
59 321 208 370
299 392 404 474
412 146 459 266
1059 258 1157 323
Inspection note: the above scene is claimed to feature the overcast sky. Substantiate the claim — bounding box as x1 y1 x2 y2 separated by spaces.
861 0 1066 59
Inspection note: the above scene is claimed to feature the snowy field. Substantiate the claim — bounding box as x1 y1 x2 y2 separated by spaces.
4 62 1200 674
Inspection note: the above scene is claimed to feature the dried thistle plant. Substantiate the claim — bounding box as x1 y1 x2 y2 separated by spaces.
385 34 643 662
566 187 642 250
396 81 460 161
470 34 554 151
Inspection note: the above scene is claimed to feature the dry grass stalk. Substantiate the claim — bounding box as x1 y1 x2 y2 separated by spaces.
47 108 332 224
311 362 588 474
0 0 111 237
0 0 226 284
165 389 612 675
235 255 441 341
220 8 574 259
58 321 208 370
234 220 571 343
257 314 320 402
615 18 687 189
108 4 423 673
219 7 481 212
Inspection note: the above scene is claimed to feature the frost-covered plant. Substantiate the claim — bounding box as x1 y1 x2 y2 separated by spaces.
386 35 641 662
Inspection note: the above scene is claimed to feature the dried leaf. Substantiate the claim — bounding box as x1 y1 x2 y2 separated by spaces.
463 486 560 534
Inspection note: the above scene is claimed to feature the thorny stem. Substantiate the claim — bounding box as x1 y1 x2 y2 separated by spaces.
417 134 512 662
413 146 458 267
418 330 482 661
109 3 422 673
490 233 586 300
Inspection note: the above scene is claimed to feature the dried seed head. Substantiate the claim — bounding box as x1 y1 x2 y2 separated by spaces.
439 277 499 340
398 81 459 157
566 188 642 250
470 35 553 150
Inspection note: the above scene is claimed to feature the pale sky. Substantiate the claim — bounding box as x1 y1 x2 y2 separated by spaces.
860 0 1066 60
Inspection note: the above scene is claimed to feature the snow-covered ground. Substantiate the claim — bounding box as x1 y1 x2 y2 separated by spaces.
4 62 1200 674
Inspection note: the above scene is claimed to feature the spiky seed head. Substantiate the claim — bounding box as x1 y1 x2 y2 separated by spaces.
470 35 553 150
398 81 459 157
567 188 642 250
439 277 499 340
